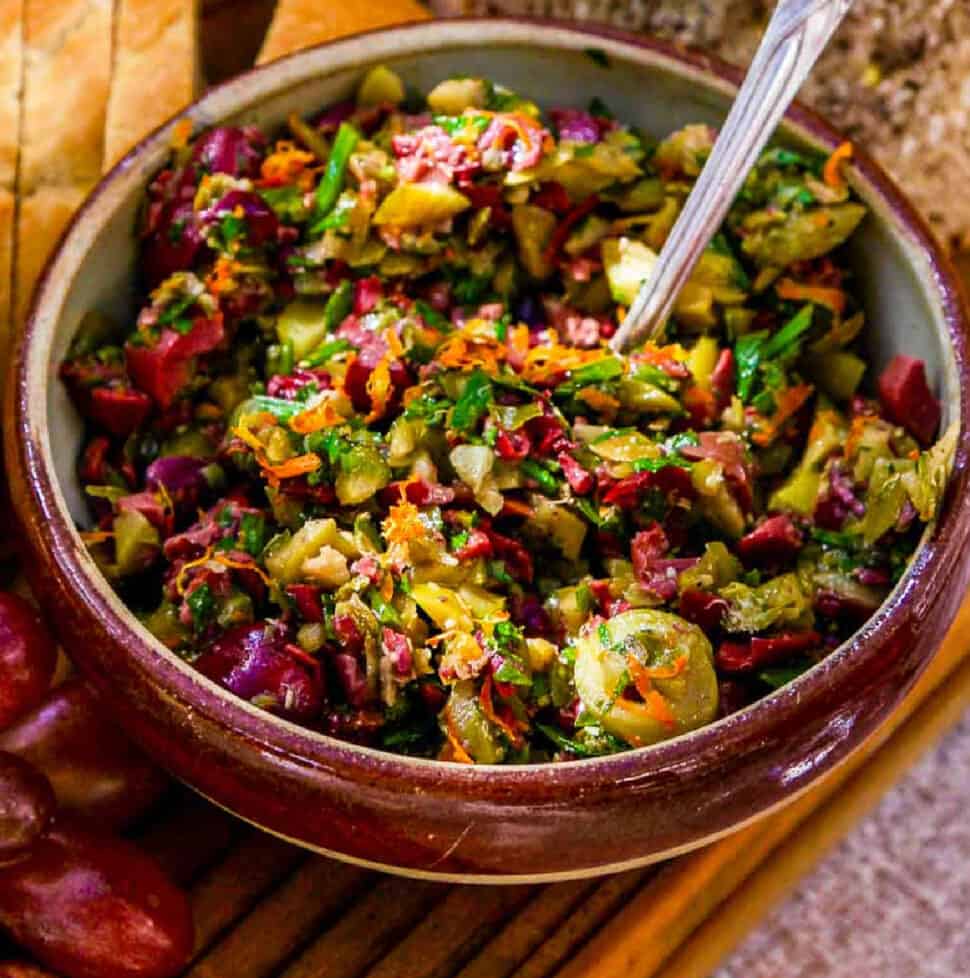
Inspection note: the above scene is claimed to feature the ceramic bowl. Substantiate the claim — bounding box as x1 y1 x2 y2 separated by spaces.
7 19 970 882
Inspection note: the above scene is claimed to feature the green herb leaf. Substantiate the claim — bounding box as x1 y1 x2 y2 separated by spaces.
451 369 493 433
763 304 814 360
494 658 532 687
186 584 214 633
584 47 610 68
734 330 768 403
238 513 266 557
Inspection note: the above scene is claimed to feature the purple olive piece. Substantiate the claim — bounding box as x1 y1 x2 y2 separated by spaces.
145 456 210 497
193 623 323 723
313 100 355 134
190 126 266 179
548 108 602 144
142 201 205 288
209 190 279 247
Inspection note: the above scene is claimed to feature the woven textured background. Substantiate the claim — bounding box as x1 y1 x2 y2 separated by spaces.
716 713 970 978
440 0 970 249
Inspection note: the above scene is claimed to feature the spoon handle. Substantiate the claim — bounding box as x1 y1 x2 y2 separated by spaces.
610 0 855 354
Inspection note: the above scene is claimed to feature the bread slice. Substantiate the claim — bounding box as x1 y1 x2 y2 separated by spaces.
257 0 430 65
16 184 87 320
104 0 201 169
0 0 23 369
15 0 113 324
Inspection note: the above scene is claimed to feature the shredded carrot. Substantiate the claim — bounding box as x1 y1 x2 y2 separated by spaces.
520 343 608 384
845 412 880 459
577 387 620 414
383 326 405 360
444 714 475 764
206 256 241 296
399 385 421 407
436 325 506 375
751 383 814 447
381 497 426 549
380 573 395 602
259 140 316 187
508 323 530 362
823 141 853 189
175 545 215 597
213 553 273 588
480 676 525 746
775 278 846 315
261 453 322 481
231 423 321 485
647 690 677 731
80 530 114 544
170 118 193 149
289 396 348 434
642 655 689 681
626 655 656 702
365 357 393 423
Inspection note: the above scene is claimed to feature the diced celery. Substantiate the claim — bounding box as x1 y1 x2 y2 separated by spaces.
529 497 588 561
512 204 556 280
412 582 474 633
803 351 866 402
335 446 391 505
276 299 330 361
113 510 160 576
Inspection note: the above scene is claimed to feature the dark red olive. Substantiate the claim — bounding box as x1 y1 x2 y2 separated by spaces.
193 622 323 723
141 200 205 288
0 817 194 978
736 514 803 566
0 752 55 867
0 593 58 732
877 355 940 446
0 681 168 831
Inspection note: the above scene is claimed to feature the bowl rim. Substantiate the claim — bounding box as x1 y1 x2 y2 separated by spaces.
9 16 970 800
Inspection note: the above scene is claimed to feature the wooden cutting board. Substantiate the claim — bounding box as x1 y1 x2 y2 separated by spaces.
6 4 968 977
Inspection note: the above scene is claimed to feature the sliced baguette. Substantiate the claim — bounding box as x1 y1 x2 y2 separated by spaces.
104 0 201 169
257 0 430 65
0 0 23 369
15 0 113 324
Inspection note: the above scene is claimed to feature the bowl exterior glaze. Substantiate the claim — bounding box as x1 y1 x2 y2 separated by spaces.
7 20 970 882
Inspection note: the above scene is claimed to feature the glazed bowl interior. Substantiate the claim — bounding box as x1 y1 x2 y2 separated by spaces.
14 20 970 881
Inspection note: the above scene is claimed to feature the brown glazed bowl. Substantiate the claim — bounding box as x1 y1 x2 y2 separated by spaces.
7 20 970 882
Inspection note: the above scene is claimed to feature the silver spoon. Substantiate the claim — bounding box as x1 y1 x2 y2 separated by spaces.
610 0 855 354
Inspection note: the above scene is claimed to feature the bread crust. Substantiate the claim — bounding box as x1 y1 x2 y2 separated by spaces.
0 0 23 192
257 0 430 65
15 184 87 323
104 0 200 168
19 0 113 195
